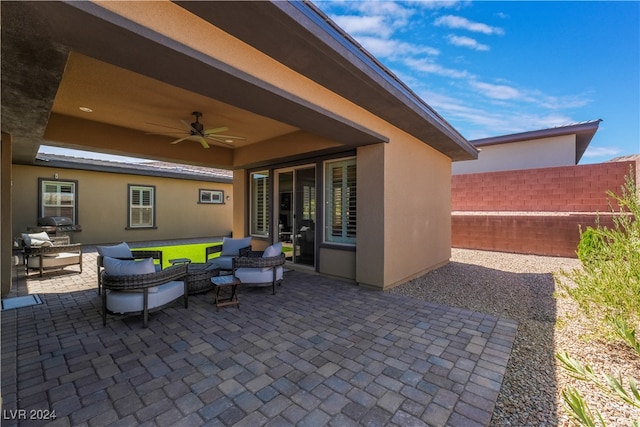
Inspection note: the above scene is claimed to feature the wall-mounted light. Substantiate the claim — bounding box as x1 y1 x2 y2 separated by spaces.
226 195 231 201
54 173 59 179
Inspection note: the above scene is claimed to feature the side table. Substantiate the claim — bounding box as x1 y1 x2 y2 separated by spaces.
211 275 241 311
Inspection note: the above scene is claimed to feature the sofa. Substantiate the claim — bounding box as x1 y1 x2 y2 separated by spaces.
22 232 82 277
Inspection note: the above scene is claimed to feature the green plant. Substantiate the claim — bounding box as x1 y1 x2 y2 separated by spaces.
556 169 640 426
557 170 639 349
556 352 640 426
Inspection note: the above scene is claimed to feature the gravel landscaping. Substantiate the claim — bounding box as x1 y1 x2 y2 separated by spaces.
390 248 640 426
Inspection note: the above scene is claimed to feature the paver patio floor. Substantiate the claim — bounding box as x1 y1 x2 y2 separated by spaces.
2 249 517 426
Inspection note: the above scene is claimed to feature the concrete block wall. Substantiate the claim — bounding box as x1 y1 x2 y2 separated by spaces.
451 160 637 257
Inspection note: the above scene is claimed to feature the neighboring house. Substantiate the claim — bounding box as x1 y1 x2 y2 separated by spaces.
12 154 234 245
1 2 478 293
452 120 601 174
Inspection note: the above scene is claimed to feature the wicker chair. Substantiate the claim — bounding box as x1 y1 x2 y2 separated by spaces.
204 237 252 272
96 250 163 295
233 250 286 295
101 263 188 328
22 235 82 277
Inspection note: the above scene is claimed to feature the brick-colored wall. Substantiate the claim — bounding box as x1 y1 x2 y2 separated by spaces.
452 161 636 212
451 161 636 257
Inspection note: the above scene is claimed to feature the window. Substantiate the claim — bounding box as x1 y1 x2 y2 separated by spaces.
199 189 224 204
128 185 155 228
324 158 356 244
250 171 269 236
39 179 78 223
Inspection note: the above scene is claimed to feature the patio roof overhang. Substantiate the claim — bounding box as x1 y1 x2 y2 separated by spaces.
1 1 477 169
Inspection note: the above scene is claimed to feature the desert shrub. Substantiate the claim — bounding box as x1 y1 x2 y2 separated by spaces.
559 171 639 342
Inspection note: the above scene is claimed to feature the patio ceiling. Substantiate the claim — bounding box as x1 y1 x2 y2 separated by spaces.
1 1 477 170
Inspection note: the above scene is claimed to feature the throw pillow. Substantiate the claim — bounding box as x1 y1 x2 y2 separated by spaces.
263 242 283 258
22 232 51 247
220 237 252 256
103 257 155 276
97 242 132 258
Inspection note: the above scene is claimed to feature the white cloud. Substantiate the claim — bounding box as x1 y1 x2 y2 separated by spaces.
470 81 521 100
434 15 504 35
332 15 394 38
446 35 490 51
583 146 622 158
404 57 471 79
357 36 439 58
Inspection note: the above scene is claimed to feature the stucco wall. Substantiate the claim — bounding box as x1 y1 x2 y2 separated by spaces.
381 135 452 288
12 164 233 245
452 134 576 174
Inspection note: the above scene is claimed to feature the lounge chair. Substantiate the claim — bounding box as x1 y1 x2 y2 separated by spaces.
204 236 252 272
22 232 82 277
96 242 162 295
232 242 285 295
101 257 187 328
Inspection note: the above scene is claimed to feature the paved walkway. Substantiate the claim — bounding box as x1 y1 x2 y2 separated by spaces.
1 249 517 426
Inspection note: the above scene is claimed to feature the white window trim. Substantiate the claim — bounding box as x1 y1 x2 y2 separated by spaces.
128 185 155 228
323 157 356 245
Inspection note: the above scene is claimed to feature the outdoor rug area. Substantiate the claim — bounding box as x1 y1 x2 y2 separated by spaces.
0 294 42 311
1 270 517 426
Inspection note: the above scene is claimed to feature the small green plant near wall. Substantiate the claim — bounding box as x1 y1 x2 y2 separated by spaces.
556 169 639 426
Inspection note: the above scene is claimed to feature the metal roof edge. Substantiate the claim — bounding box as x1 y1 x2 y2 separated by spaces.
471 120 602 148
29 155 233 183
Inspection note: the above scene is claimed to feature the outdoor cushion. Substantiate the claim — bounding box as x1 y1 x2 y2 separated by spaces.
235 266 284 284
103 257 155 276
97 242 133 258
263 242 282 258
26 252 81 268
22 232 53 247
106 280 184 314
220 237 252 256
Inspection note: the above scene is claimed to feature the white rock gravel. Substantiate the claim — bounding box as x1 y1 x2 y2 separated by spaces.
389 248 640 426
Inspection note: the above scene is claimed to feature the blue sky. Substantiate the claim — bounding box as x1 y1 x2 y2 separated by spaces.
42 1 639 164
314 0 640 164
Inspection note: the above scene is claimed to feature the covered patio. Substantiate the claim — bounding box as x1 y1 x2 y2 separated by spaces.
1 249 516 426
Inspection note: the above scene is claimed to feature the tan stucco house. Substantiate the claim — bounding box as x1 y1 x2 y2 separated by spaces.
1 1 478 293
12 154 234 245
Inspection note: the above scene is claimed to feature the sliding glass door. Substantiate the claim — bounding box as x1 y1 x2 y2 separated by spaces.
276 166 316 267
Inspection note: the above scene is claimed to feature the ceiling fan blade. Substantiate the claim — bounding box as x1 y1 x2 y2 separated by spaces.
203 126 229 134
205 136 236 148
208 134 245 140
170 136 192 145
180 119 195 132
198 137 210 149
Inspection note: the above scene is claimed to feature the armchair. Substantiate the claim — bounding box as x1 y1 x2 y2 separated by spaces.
22 232 82 277
96 242 162 294
204 236 251 272
232 242 286 295
101 257 188 328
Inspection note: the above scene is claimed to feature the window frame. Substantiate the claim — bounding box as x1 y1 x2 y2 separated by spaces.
198 189 225 204
323 157 357 245
250 171 270 237
127 184 156 229
38 178 79 224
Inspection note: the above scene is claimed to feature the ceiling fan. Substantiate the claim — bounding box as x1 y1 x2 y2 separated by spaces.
146 111 244 149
